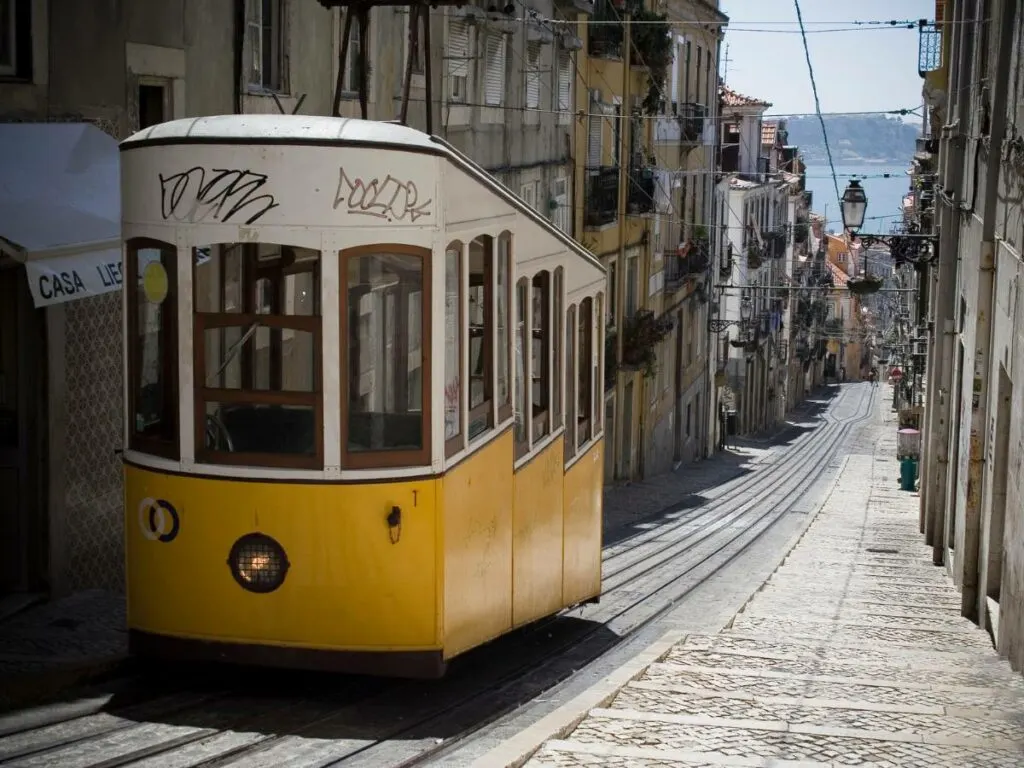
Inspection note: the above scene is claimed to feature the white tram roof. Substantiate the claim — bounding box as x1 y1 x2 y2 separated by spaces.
122 114 603 273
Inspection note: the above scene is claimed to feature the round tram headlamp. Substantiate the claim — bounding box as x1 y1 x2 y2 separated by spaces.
228 533 290 593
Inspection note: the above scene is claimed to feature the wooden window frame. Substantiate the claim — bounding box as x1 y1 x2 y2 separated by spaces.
497 232 513 423
468 236 494 441
577 296 593 447
552 268 563 430
514 276 530 460
193 244 324 470
444 241 464 458
564 303 577 463
531 271 551 443
595 292 604 433
126 237 180 461
340 244 432 470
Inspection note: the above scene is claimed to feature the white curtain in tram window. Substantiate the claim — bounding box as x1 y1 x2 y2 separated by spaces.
587 114 601 167
484 33 507 106
557 51 571 111
444 247 461 440
447 20 470 102
526 41 541 110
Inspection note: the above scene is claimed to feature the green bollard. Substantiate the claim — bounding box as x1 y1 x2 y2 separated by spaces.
900 457 918 491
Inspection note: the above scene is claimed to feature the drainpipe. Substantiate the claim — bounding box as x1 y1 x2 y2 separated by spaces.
926 0 973 565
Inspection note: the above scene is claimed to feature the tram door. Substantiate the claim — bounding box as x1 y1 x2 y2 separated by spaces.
0 264 45 598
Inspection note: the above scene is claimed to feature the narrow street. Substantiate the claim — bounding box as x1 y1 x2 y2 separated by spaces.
0 384 879 768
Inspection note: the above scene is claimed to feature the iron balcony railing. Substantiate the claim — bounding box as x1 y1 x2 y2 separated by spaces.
678 102 707 143
627 166 655 214
664 247 709 292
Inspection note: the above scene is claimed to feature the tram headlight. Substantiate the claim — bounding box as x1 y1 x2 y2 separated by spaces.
228 533 290 593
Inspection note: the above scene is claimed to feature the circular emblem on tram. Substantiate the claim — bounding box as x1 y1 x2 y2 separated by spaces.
138 497 180 543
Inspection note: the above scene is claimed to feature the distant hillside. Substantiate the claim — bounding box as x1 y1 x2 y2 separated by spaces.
783 115 919 164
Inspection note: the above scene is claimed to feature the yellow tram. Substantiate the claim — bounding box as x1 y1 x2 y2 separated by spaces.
120 115 606 677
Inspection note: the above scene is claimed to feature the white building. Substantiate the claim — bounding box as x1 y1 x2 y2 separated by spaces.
710 87 790 437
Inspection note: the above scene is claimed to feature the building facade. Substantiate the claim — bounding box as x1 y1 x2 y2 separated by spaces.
711 87 792 437
917 0 1024 672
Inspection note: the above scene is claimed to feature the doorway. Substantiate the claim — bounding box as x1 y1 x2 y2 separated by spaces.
0 264 47 600
981 364 1012 632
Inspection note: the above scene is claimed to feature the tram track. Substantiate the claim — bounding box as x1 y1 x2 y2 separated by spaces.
0 384 876 768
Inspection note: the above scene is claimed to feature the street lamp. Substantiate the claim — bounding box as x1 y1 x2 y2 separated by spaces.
840 180 868 232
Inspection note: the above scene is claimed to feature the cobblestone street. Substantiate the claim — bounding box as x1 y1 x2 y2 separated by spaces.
524 387 1024 767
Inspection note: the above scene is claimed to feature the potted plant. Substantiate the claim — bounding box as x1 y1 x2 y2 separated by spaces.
620 309 673 378
847 274 884 295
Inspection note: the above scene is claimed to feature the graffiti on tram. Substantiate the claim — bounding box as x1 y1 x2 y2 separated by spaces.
333 168 433 223
159 167 280 225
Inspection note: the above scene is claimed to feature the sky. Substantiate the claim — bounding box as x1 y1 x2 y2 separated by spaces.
717 0 935 120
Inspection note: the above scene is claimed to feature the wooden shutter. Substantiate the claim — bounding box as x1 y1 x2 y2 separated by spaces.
526 42 541 109
557 51 571 111
587 114 601 167
484 33 506 106
447 21 470 77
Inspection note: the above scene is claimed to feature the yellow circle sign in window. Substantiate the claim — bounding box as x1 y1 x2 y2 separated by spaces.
143 261 169 304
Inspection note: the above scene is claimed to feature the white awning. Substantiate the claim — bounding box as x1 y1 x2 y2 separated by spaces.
0 123 122 308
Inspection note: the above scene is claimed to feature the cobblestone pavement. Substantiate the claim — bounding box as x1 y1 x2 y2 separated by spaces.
0 590 127 711
525 386 1024 768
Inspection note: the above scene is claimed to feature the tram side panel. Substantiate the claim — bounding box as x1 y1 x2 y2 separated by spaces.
125 465 442 652
562 439 604 606
439 429 515 659
511 436 566 628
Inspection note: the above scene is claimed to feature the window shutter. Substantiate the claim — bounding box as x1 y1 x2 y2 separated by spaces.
557 52 571 111
526 42 541 109
587 115 601 167
448 21 470 77
484 33 506 106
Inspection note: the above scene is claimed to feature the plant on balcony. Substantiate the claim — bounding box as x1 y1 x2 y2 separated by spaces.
620 309 673 378
847 274 884 295
792 220 809 244
630 8 673 115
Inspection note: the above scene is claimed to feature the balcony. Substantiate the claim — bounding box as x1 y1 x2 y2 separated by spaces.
627 167 655 214
664 246 709 292
584 166 618 227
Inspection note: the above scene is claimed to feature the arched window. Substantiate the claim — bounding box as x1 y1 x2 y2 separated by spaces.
468 235 494 440
594 292 603 433
127 238 179 459
497 232 513 422
553 267 564 430
193 242 322 468
444 241 464 457
577 296 593 446
564 303 577 463
341 245 431 468
514 276 529 459
531 270 551 442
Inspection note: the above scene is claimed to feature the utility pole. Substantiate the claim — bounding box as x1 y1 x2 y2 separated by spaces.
614 13 632 480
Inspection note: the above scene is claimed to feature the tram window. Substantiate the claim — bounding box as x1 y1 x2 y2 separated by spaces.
552 268 563 430
444 242 463 457
531 271 551 442
564 304 577 463
595 293 603 432
193 243 322 469
468 236 494 440
127 239 179 459
343 248 431 468
496 232 512 422
577 297 593 446
514 277 529 459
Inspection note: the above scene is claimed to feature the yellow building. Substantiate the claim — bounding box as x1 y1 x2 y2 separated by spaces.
573 0 727 480
825 234 864 380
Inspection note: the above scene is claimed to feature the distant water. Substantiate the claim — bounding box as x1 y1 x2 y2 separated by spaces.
803 163 913 234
